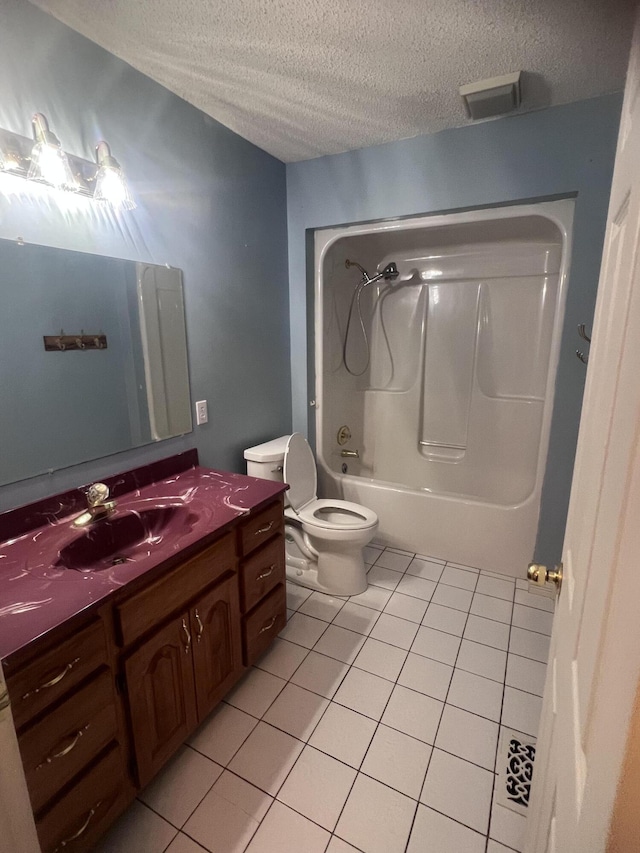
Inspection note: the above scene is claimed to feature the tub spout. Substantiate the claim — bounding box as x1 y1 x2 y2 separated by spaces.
340 449 359 459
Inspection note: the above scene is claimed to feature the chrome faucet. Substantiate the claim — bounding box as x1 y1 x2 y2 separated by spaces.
72 483 117 528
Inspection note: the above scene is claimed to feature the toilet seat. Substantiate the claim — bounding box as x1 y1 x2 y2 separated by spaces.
283 434 376 532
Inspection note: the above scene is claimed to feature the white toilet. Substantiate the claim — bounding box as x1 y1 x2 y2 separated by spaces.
244 433 378 595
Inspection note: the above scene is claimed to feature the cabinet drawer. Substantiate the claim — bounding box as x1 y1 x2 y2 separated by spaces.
36 744 131 853
239 500 284 556
240 535 285 613
117 533 235 645
7 620 108 729
242 583 286 666
20 669 118 814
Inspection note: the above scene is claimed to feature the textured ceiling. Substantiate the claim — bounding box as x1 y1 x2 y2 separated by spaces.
30 0 635 162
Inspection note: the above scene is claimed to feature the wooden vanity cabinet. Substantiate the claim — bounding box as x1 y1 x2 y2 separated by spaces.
4 494 286 852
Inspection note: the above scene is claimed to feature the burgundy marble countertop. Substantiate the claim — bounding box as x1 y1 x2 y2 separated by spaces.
0 457 286 663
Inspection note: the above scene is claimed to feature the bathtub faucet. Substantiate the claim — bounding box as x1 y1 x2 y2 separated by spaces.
340 449 359 459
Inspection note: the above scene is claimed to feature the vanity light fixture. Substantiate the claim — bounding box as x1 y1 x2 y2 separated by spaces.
27 113 76 189
94 141 136 210
0 113 135 211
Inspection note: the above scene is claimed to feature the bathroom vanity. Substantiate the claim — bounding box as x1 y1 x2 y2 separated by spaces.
0 451 286 852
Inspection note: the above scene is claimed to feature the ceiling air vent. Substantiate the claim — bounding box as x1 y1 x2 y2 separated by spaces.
459 71 522 120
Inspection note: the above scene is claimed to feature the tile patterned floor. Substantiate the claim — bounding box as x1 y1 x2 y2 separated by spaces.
95 544 554 853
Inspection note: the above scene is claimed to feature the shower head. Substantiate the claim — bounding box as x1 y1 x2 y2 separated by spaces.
345 259 400 286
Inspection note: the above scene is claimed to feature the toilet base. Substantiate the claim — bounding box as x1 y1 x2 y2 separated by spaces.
284 547 368 596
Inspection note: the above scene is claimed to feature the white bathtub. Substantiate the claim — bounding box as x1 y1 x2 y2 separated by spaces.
314 200 574 576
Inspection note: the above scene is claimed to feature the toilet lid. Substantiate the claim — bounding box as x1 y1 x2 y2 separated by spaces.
283 433 317 511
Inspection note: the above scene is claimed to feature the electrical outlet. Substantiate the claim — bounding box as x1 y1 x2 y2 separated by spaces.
195 400 208 425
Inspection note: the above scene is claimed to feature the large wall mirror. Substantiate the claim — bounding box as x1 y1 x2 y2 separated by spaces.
0 239 192 485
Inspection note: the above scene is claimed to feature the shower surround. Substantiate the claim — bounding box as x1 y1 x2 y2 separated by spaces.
314 200 574 576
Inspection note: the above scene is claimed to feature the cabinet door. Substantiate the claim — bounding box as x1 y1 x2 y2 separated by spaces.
191 575 243 720
125 613 197 787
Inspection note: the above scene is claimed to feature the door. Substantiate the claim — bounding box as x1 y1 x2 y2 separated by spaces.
191 575 243 720
526 11 640 852
125 612 197 787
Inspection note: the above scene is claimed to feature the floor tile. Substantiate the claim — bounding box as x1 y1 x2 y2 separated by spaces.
387 547 415 556
420 748 493 833
245 801 330 852
475 575 515 601
431 583 473 612
94 801 177 853
397 652 453 701
278 611 328 648
361 724 432 799
463 614 510 651
501 686 543 737
263 683 329 739
436 705 499 770
189 703 258 766
456 639 507 683
332 601 380 635
314 624 366 663
381 684 443 744
367 565 403 590
487 841 517 853
184 772 271 853
335 774 416 853
225 669 287 718
506 654 547 697
511 603 554 636
422 602 467 636
139 745 222 827
407 804 485 853
447 668 503 721
228 722 304 795
514 588 555 612
439 566 478 591
509 626 551 663
254 638 309 680
447 560 480 574
383 591 428 623
286 583 312 611
165 834 206 853
334 667 394 720
309 702 377 768
298 591 346 622
373 550 413 572
327 838 361 852
363 544 384 565
353 637 408 682
369 613 419 649
290 651 350 698
470 593 512 624
406 557 444 582
395 574 437 601
490 802 527 851
348 585 393 611
411 625 461 665
415 553 446 565
515 578 529 590
278 745 356 831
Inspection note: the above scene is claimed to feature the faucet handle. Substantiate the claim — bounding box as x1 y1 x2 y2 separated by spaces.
86 483 110 507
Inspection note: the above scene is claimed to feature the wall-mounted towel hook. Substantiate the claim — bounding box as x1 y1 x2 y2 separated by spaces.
578 324 591 343
576 350 588 365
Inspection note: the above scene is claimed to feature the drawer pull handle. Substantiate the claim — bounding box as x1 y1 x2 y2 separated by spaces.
181 619 191 654
54 801 101 850
195 609 204 643
257 564 276 581
255 521 274 535
22 657 81 700
36 724 91 770
259 616 277 635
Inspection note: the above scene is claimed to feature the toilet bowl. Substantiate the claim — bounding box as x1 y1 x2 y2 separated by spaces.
244 433 378 595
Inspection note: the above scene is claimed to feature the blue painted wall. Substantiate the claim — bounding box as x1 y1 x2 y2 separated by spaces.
286 95 622 564
0 1 291 511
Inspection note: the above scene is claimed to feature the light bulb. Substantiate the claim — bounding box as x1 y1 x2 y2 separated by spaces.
27 113 76 189
94 141 135 210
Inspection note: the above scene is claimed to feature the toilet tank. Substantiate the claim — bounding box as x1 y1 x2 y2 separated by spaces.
244 435 291 482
